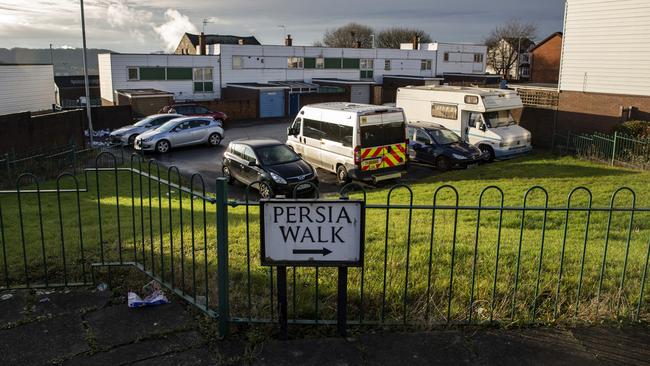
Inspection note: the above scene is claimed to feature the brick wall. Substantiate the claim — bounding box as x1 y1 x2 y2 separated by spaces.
199 99 258 121
512 107 557 148
298 92 350 108
530 35 562 84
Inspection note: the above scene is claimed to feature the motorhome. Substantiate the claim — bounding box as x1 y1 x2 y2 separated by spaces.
396 86 531 160
286 103 407 184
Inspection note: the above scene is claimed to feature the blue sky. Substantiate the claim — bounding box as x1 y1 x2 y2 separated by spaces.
0 0 566 52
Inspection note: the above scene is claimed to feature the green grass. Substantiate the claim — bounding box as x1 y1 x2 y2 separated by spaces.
1 152 649 326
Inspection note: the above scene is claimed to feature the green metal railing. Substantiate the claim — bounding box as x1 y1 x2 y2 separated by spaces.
553 130 650 169
0 151 648 339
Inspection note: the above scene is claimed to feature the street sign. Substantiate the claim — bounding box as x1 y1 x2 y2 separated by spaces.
260 200 365 267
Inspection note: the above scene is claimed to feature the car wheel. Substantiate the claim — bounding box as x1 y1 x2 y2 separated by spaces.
155 140 170 154
479 145 495 162
208 133 222 146
336 165 351 185
258 182 273 199
436 156 452 171
222 165 234 185
128 134 138 146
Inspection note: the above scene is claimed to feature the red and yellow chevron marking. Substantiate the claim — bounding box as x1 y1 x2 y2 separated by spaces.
360 143 407 171
382 143 407 168
361 146 383 159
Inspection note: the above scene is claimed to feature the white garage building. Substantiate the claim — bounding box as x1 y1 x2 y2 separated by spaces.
0 64 55 115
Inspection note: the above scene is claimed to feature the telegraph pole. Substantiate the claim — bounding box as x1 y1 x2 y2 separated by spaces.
80 0 94 146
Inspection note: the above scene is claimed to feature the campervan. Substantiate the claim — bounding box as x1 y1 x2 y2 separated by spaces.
286 103 408 184
396 86 531 160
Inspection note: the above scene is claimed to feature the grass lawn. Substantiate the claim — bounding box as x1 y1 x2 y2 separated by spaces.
1 151 649 326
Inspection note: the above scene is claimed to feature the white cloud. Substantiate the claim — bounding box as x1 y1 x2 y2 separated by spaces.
106 0 153 28
154 9 199 52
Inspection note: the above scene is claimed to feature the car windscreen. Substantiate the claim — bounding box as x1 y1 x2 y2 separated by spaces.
255 145 301 166
428 128 461 145
156 119 181 132
360 121 405 148
133 116 156 127
483 110 516 128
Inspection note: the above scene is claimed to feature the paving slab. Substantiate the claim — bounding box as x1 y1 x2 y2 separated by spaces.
130 348 217 366
63 330 206 366
33 288 111 316
0 313 90 365
255 337 364 366
0 290 34 327
466 327 600 366
571 326 650 365
84 300 195 348
360 330 472 365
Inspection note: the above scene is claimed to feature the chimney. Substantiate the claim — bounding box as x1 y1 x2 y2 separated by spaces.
411 35 418 50
238 39 245 45
285 34 292 46
198 32 206 55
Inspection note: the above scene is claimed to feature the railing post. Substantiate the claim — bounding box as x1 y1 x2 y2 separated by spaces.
611 131 618 166
216 177 230 337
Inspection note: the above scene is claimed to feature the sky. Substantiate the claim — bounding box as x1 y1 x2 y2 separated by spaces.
0 0 566 52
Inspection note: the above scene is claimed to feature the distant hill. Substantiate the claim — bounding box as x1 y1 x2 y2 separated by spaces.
0 48 114 75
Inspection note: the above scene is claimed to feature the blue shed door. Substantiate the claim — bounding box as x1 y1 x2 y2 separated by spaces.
259 90 285 118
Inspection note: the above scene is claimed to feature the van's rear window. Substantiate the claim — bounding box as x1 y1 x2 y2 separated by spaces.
360 122 405 147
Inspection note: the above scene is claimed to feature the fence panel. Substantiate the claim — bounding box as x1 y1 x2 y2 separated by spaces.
554 131 650 170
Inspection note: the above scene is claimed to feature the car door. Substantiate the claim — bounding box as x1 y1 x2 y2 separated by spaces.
467 112 486 145
189 119 208 143
169 120 194 146
412 128 436 164
228 143 247 182
300 118 324 168
240 145 261 185
287 117 303 154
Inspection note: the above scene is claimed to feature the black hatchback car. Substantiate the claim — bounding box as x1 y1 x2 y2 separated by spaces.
407 122 486 171
222 139 318 198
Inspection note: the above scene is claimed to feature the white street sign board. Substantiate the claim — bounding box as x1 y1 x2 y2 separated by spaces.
260 200 365 267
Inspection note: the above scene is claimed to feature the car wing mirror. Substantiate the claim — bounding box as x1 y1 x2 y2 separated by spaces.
479 123 487 132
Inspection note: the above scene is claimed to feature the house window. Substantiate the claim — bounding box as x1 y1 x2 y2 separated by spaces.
166 67 192 80
360 70 374 79
304 57 316 69
316 57 324 69
420 59 432 71
287 57 304 69
360 59 374 70
431 103 458 120
324 58 342 69
232 56 243 69
139 67 166 80
443 52 450 62
384 60 391 71
193 67 214 93
342 58 360 69
127 67 139 81
473 53 484 63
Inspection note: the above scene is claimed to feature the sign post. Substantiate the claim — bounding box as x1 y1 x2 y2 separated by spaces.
261 200 365 338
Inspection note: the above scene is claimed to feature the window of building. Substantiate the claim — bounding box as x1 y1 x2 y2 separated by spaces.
316 57 325 69
443 52 450 62
342 58 360 69
166 67 192 80
420 59 432 71
324 58 341 69
384 60 391 71
360 59 373 70
431 103 458 120
127 67 139 81
287 57 304 69
474 53 484 63
139 67 166 80
360 70 374 79
304 57 316 69
232 56 243 69
193 67 214 93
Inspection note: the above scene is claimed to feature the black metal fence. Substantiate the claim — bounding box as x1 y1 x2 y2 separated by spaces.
553 131 650 170
0 152 648 337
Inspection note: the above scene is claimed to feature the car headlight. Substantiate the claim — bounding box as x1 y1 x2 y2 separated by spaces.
451 153 468 160
269 172 287 184
141 137 153 142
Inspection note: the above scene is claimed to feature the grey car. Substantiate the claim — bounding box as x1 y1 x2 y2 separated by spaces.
134 116 225 153
109 113 183 146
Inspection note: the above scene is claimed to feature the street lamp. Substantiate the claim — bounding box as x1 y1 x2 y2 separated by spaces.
79 0 94 146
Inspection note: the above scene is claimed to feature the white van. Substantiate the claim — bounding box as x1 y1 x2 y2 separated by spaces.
396 86 531 160
286 103 408 184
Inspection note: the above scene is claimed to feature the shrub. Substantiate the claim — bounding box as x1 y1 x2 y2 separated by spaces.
614 120 650 139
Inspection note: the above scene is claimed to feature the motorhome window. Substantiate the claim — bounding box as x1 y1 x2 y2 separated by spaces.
431 103 458 120
360 121 404 147
415 130 431 144
468 113 482 128
303 119 325 139
428 128 461 145
483 111 516 128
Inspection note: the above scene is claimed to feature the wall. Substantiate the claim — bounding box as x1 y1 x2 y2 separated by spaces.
198 99 258 121
530 34 562 84
512 107 557 148
98 53 221 103
299 91 350 108
559 0 650 96
174 34 197 55
0 110 85 155
0 65 55 114
432 43 487 75
90 105 134 130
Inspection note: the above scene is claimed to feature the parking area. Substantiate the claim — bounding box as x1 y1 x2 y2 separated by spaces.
135 118 438 199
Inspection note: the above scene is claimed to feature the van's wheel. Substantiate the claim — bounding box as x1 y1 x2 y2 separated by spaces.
336 165 351 185
155 140 170 154
258 182 273 199
222 165 234 185
436 156 451 171
127 134 138 146
479 145 495 162
208 133 222 146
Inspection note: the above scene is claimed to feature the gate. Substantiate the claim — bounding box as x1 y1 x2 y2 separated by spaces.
259 90 285 118
0 151 649 338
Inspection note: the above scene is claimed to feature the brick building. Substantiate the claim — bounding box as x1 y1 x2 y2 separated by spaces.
174 33 260 55
529 32 562 84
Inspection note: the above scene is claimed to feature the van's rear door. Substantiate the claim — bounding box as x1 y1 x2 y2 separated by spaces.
359 112 407 173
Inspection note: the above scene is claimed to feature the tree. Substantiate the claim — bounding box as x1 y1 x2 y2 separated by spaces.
376 27 432 49
320 23 374 48
485 19 537 78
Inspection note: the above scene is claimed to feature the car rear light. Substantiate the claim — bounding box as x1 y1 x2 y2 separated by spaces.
354 146 361 165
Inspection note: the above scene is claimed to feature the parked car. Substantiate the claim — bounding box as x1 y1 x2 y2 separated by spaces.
406 121 486 171
222 139 319 198
159 103 228 124
134 116 224 153
109 113 183 146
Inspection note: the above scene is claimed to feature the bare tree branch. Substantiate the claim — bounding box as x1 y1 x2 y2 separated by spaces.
485 18 537 77
321 23 374 48
376 27 432 48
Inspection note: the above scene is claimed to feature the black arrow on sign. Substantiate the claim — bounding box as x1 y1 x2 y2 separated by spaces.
292 247 332 256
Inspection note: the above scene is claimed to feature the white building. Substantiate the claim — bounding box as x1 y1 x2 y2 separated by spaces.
399 42 487 75
0 64 55 115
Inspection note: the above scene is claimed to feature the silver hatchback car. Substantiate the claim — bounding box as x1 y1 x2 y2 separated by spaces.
134 116 224 153
109 113 183 146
